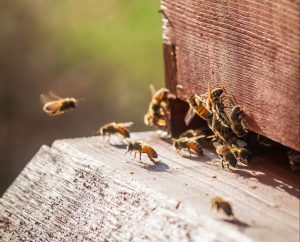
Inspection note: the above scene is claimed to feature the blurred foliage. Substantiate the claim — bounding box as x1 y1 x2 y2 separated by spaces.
0 0 164 194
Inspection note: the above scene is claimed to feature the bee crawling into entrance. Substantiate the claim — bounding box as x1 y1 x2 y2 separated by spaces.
214 143 238 169
214 142 251 169
41 91 82 116
211 196 235 218
174 136 205 157
125 140 159 164
97 122 133 140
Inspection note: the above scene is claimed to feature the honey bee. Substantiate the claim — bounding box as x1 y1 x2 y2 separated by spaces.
231 147 251 165
125 140 159 164
207 85 231 128
144 85 175 131
174 136 204 156
144 100 169 128
214 143 238 169
98 122 133 140
211 196 234 217
185 94 212 126
211 114 236 144
150 85 175 103
41 92 81 116
229 105 248 137
287 149 300 171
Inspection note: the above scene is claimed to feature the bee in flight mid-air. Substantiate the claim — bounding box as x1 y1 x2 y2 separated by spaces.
41 91 81 116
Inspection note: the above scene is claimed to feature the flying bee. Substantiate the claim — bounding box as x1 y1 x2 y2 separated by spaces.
174 136 204 157
144 99 169 128
41 92 81 116
214 143 238 169
185 94 212 126
144 85 175 131
230 147 251 165
211 196 234 218
150 85 175 102
98 122 133 140
229 105 248 137
125 140 159 164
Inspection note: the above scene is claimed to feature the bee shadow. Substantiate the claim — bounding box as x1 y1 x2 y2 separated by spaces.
222 218 250 228
181 154 206 161
110 143 127 149
141 161 170 172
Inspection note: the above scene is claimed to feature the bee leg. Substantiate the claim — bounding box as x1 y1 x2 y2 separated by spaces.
188 148 192 157
227 164 230 170
133 151 137 160
221 160 225 169
148 154 157 164
139 152 142 161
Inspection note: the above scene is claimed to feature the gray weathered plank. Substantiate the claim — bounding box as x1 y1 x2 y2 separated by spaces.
1 132 299 241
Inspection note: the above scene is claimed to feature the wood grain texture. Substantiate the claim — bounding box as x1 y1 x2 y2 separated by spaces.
161 0 300 151
1 132 299 241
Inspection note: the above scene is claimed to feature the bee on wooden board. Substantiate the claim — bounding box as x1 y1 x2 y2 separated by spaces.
230 146 251 165
211 196 234 218
214 143 238 169
125 140 159 164
98 122 133 140
185 94 212 126
218 85 248 137
229 105 248 137
174 136 205 157
214 142 250 168
41 92 82 116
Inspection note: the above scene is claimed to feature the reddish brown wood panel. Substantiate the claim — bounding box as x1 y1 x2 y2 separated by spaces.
161 0 300 151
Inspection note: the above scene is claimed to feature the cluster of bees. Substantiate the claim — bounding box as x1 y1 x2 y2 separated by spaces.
40 84 251 169
40 88 243 218
184 84 252 169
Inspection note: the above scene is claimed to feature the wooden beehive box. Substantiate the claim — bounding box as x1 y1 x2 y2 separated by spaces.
161 0 300 151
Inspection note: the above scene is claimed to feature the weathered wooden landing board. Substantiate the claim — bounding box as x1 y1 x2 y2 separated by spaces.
161 0 300 151
1 132 299 241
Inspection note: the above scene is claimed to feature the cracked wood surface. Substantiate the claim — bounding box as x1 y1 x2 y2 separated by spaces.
161 0 300 151
0 132 299 241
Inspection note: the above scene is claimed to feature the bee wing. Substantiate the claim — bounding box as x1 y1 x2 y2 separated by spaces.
192 135 206 140
236 139 247 148
40 93 56 104
48 91 63 100
213 142 222 149
184 107 196 126
149 84 156 97
119 122 134 127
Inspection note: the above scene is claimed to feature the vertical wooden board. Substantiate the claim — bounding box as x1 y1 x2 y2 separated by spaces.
161 0 300 151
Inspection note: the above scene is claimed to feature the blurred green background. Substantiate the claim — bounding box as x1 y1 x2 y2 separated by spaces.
0 0 164 194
